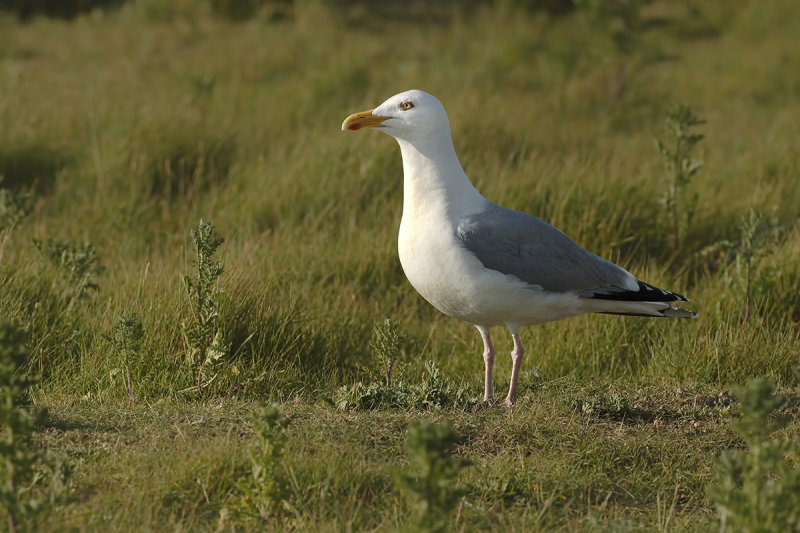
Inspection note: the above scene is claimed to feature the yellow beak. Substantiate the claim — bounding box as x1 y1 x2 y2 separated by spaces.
341 109 391 131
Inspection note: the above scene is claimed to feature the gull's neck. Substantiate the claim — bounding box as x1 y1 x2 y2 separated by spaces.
396 135 486 221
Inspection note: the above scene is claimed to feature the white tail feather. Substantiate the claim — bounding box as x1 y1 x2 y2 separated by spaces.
582 299 698 318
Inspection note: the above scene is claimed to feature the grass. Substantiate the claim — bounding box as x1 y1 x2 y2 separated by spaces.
0 0 799 530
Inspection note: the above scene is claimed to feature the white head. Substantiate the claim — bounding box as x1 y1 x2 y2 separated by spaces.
341 89 452 144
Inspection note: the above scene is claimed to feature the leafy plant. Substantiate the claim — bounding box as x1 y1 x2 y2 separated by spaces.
397 420 469 533
410 361 473 409
369 318 407 387
733 210 772 318
0 322 61 532
33 237 105 302
182 220 230 394
701 209 780 324
656 103 705 251
571 389 638 420
707 378 800 532
239 404 291 520
335 320 472 410
104 314 145 404
333 360 475 411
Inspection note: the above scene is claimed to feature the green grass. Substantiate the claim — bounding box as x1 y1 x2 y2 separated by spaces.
1 0 799 530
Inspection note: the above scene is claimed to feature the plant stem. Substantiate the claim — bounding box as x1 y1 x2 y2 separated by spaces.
744 255 751 325
195 247 205 394
126 367 135 404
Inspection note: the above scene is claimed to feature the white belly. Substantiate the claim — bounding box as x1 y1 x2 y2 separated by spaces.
398 213 584 328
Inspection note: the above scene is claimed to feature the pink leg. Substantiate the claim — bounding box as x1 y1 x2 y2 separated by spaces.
476 326 495 405
503 332 524 407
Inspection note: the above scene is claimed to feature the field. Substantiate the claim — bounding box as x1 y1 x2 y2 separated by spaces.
1 0 799 530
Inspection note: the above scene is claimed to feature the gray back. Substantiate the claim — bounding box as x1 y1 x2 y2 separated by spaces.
456 203 635 294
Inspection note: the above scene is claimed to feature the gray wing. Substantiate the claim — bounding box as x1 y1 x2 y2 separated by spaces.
456 203 637 295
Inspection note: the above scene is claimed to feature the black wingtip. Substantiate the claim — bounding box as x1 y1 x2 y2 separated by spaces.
587 280 689 303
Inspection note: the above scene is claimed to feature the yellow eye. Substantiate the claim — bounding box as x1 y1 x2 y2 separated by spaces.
399 101 414 111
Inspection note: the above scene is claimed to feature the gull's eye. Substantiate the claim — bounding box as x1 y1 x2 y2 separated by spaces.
399 101 414 111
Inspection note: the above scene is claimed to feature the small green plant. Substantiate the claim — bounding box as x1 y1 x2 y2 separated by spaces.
656 103 705 251
333 320 476 410
707 378 800 532
239 404 291 521
333 360 475 411
571 389 638 420
0 322 49 531
410 360 472 409
182 220 230 394
333 380 409 411
700 209 779 324
398 420 469 533
104 314 145 404
33 237 105 302
369 318 407 387
732 210 779 324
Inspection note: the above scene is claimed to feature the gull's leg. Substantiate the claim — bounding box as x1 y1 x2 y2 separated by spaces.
476 325 495 405
503 331 524 407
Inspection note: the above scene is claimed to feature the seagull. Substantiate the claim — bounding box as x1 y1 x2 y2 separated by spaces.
342 89 696 407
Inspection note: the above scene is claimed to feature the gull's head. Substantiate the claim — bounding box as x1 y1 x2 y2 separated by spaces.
341 89 450 143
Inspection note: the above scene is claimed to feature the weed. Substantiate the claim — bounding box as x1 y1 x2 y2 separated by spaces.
656 103 705 251
732 210 779 324
333 360 476 411
182 220 230 395
238 404 291 521
397 420 468 533
732 211 777 325
701 209 780 324
410 361 474 409
33 237 105 302
104 314 145 404
0 322 63 532
333 381 409 411
368 319 407 387
571 389 636 419
334 321 475 410
707 378 800 532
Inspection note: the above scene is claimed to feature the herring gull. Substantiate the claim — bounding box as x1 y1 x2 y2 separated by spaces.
342 89 696 407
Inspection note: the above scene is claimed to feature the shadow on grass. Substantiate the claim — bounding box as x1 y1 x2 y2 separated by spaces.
40 413 121 433
216 280 363 396
0 0 127 21
569 387 740 424
0 144 71 195
130 133 236 203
